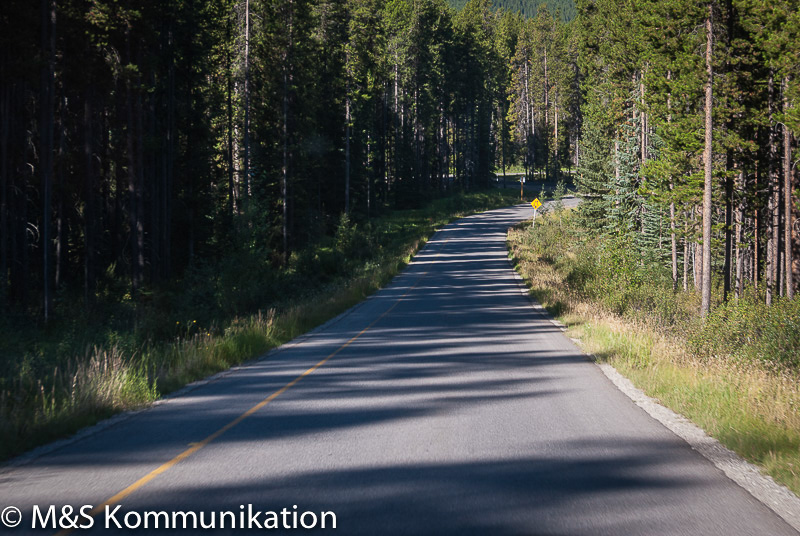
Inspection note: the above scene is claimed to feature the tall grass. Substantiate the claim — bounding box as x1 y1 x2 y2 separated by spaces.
0 188 520 461
507 208 800 496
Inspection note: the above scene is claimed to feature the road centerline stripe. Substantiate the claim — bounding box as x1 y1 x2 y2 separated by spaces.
54 234 450 536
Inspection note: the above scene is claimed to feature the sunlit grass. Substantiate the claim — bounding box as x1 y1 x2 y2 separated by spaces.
507 211 800 497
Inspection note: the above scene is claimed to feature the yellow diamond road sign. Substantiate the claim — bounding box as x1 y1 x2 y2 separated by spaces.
531 198 542 210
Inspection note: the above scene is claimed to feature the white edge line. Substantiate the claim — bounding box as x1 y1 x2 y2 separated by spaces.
506 252 800 533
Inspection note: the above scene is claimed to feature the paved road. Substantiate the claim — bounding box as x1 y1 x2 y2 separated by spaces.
1 203 796 535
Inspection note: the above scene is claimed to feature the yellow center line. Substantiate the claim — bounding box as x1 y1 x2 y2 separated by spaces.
55 236 450 536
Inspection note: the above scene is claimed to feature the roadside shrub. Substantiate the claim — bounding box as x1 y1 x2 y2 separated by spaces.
335 213 369 260
691 296 800 371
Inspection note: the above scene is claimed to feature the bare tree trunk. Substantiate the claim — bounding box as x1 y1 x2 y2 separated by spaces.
165 28 174 280
767 72 779 305
640 77 646 165
554 97 559 180
735 170 743 299
394 61 400 192
754 160 760 290
544 46 549 181
683 216 689 292
367 132 372 214
41 0 56 321
723 154 733 302
17 125 32 307
84 89 96 304
667 71 677 291
243 0 251 205
345 75 351 213
226 15 235 219
524 60 531 182
0 83 8 302
501 110 506 189
135 72 145 289
695 241 702 291
670 196 677 291
125 30 142 295
700 5 713 317
55 94 66 290
282 0 294 264
784 77 794 299
282 69 289 264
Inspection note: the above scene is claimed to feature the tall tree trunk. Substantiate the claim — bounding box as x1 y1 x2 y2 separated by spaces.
700 5 713 317
282 67 289 264
393 61 400 194
84 88 96 304
767 72 779 305
282 0 294 264
164 25 174 280
735 170 744 300
667 72 677 291
226 16 234 219
17 124 31 307
640 77 646 165
40 0 56 321
723 154 733 302
148 77 160 285
126 31 141 295
345 76 351 213
554 97 559 180
543 46 549 181
243 0 251 205
55 94 66 291
784 77 794 299
524 60 531 182
501 110 506 189
135 72 145 290
0 83 8 302
683 215 689 292
670 194 677 291
754 159 760 289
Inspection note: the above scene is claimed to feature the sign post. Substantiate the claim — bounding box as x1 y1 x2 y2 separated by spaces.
520 176 525 201
530 198 541 229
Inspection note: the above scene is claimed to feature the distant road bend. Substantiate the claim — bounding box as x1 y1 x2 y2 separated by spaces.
1 200 796 535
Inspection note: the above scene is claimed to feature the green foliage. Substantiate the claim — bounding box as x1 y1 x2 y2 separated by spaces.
334 212 372 261
512 210 799 370
447 0 576 21
691 296 800 371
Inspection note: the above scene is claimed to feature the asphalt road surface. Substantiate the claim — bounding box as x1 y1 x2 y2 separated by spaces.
1 202 796 535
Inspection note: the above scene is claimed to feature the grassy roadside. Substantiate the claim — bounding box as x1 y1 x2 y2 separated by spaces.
0 188 521 461
507 208 800 497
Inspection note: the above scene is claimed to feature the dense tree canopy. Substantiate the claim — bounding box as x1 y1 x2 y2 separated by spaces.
0 0 578 323
0 0 796 327
448 0 576 21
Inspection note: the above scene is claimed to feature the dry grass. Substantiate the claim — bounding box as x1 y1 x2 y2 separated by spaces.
508 216 800 497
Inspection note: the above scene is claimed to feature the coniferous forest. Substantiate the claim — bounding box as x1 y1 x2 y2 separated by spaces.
3 0 796 322
0 0 798 457
447 0 577 21
2 0 581 326
574 0 798 314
